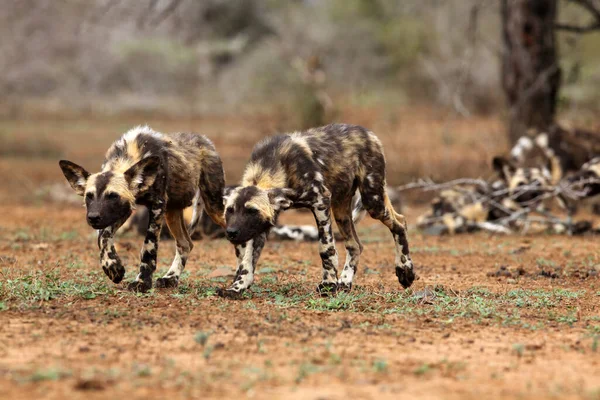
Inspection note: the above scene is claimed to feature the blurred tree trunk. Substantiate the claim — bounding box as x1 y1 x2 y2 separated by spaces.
501 0 561 143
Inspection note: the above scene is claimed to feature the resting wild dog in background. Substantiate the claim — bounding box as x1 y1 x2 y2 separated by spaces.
492 156 558 208
510 126 600 182
59 126 225 292
415 127 600 236
568 158 600 199
416 154 562 235
416 185 498 235
220 123 414 298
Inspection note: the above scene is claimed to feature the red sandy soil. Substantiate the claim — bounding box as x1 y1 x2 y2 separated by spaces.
0 204 599 400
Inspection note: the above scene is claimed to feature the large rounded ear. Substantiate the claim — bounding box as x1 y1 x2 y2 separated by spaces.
492 156 516 182
59 160 90 196
124 156 161 195
268 188 296 211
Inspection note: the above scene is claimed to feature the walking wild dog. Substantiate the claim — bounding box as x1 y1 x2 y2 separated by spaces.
59 126 225 292
220 123 414 298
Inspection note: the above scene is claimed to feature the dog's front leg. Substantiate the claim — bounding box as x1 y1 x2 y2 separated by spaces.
98 223 126 284
128 202 166 293
218 232 267 299
311 187 339 296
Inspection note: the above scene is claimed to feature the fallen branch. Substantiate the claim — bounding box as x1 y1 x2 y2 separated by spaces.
396 178 489 192
409 174 600 235
473 221 513 234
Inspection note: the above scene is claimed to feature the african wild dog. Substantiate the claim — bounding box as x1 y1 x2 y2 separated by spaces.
120 184 323 242
59 126 225 292
118 185 239 240
122 185 403 242
510 126 600 180
124 203 323 241
416 186 495 235
567 158 600 199
416 154 563 235
512 126 600 215
219 123 414 298
492 155 558 208
415 128 600 236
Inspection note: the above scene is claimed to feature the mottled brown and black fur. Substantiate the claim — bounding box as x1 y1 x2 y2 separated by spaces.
567 158 600 199
220 123 414 298
59 126 225 292
416 186 494 235
124 207 323 241
541 125 600 174
120 185 238 240
416 153 563 235
510 126 600 182
492 156 557 207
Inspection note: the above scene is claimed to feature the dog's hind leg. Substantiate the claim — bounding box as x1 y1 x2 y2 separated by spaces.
156 209 194 288
359 172 415 289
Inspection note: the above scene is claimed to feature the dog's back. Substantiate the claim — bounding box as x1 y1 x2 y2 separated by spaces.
103 126 225 224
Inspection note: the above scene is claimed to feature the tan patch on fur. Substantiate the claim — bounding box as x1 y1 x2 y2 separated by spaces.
384 192 406 227
245 192 275 222
108 158 136 174
104 133 171 174
83 174 99 206
439 189 464 205
502 197 521 212
126 138 142 163
242 163 287 190
85 175 98 194
183 207 194 225
102 142 140 174
197 147 216 163
443 213 458 234
224 190 239 210
259 169 287 190
341 138 360 163
87 172 135 206
460 202 488 223
507 168 549 192
241 163 261 186
288 134 313 156
107 175 135 205
585 161 600 177
549 156 563 184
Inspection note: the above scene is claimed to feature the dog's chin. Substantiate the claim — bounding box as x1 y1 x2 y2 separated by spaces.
227 233 258 246
88 222 110 230
227 237 247 246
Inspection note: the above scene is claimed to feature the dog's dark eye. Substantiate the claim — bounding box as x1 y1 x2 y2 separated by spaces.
226 206 234 214
106 192 119 200
246 207 258 214
85 192 94 201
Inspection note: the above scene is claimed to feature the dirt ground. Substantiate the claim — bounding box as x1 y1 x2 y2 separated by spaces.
1 115 599 399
